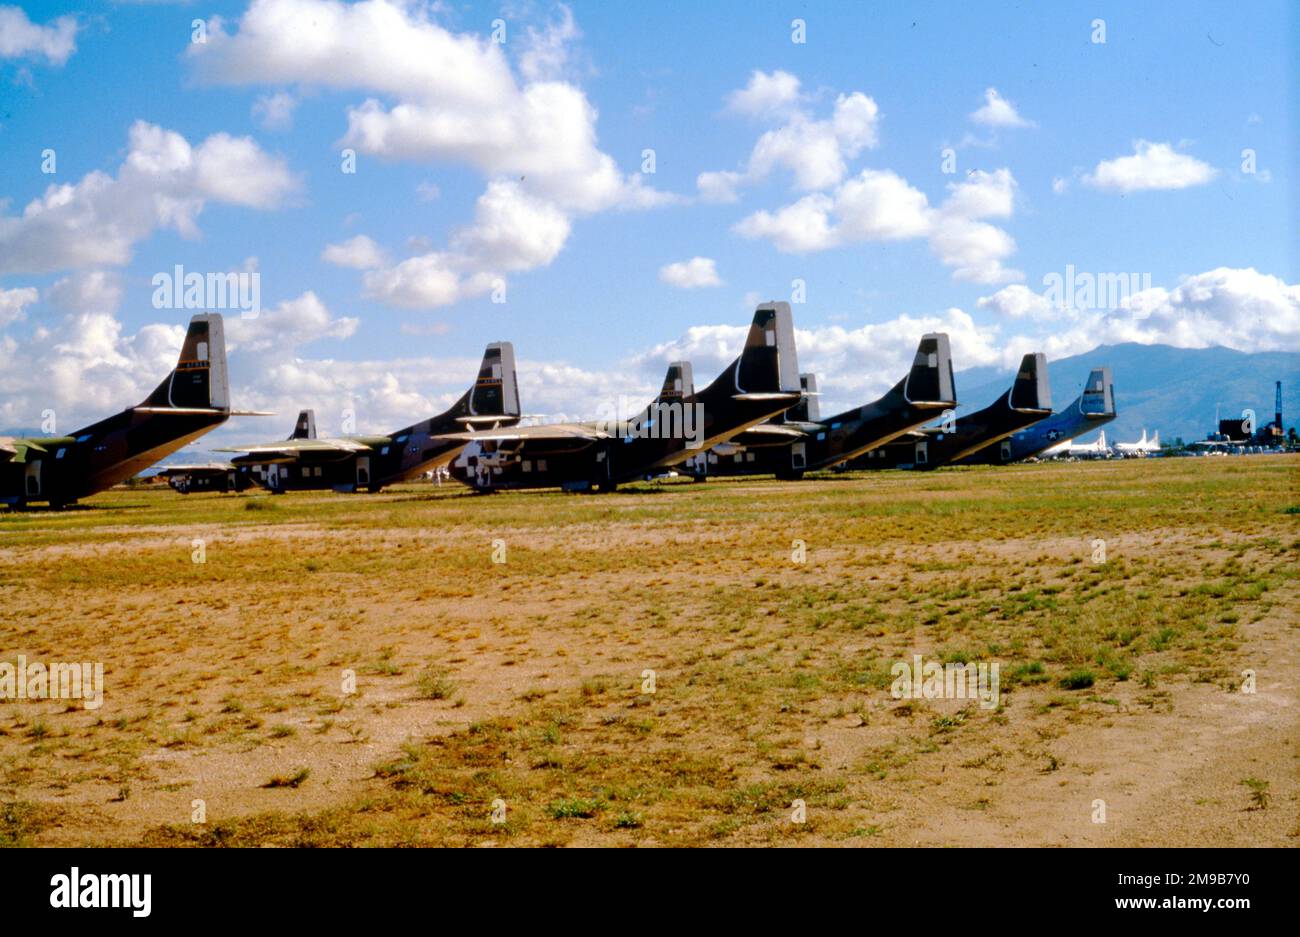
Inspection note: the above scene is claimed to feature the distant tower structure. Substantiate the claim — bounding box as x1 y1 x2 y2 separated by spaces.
1249 380 1285 445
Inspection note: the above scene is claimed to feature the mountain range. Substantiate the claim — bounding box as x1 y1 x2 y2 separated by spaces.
954 343 1299 445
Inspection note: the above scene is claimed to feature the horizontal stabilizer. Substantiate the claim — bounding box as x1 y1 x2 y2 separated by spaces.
134 406 232 416
457 414 518 424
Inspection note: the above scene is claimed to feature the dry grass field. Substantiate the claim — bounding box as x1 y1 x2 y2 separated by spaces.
0 456 1296 847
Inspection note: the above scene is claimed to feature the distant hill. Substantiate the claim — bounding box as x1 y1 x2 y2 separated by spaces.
954 343 1300 445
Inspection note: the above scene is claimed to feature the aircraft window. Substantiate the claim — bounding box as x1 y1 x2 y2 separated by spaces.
523 461 532 472
537 460 547 472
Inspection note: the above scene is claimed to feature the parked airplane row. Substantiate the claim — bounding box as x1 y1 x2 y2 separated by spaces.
1 305 1121 509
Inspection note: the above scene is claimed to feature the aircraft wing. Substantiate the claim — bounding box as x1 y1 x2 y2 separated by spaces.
0 436 77 463
741 423 809 438
727 422 812 448
154 462 237 476
438 422 612 444
216 437 379 462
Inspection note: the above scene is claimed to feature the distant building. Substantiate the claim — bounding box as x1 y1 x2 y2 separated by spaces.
1218 418 1251 442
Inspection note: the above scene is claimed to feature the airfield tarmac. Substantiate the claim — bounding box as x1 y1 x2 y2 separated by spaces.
0 456 1295 847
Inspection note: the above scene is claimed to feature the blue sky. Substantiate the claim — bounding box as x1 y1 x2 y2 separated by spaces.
0 0 1295 446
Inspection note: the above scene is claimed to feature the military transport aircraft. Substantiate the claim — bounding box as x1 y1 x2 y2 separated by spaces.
1114 428 1161 456
1057 430 1112 459
156 409 318 493
847 353 1053 470
683 333 957 480
956 367 1116 466
1 313 260 509
219 344 520 493
155 462 253 494
444 303 803 492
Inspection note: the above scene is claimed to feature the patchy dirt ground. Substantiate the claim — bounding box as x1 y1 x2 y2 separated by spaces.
0 456 1296 846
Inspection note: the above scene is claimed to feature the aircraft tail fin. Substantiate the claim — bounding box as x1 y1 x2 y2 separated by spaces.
1149 430 1159 448
138 314 230 412
1098 430 1107 450
903 333 956 405
466 342 521 420
1080 367 1115 418
1008 352 1051 412
784 373 820 422
657 361 695 403
289 409 316 440
397 341 521 437
626 361 696 439
732 302 801 397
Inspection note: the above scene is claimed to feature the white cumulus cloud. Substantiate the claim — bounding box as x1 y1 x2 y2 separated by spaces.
0 121 298 276
1084 141 1218 192
969 87 1033 128
322 235 388 270
252 90 297 131
0 5 78 65
189 0 672 309
697 73 881 200
659 257 723 289
735 167 1022 284
726 69 803 117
